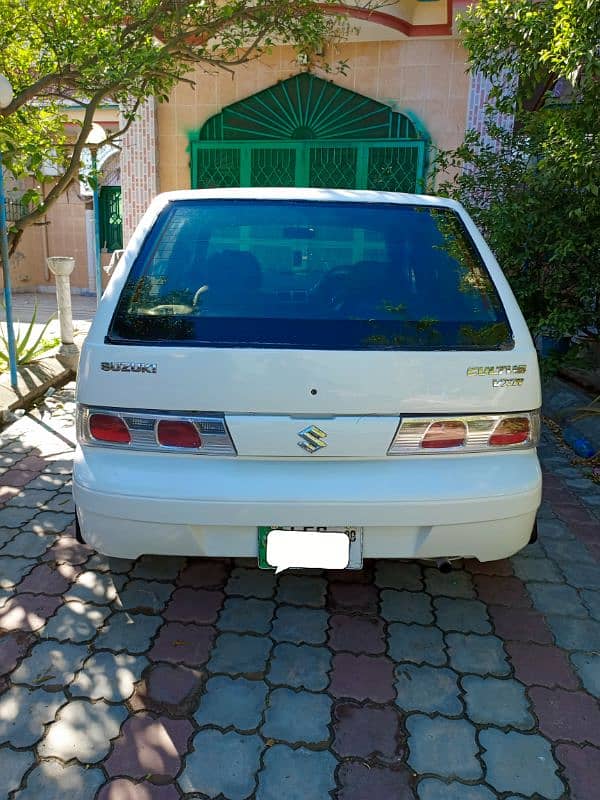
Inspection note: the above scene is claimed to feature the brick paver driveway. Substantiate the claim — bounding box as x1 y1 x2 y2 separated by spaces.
0 382 599 800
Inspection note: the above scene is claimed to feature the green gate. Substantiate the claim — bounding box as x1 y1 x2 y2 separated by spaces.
189 74 428 193
98 186 123 252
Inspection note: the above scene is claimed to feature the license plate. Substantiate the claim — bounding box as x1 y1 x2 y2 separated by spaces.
258 526 363 572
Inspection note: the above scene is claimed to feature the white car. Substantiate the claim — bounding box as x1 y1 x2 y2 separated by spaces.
73 188 541 570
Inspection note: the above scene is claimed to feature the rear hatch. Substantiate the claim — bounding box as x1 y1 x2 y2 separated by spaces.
78 192 541 458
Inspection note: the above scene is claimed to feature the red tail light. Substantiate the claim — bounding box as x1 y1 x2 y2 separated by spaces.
489 417 530 446
89 413 131 444
421 420 467 449
157 420 202 448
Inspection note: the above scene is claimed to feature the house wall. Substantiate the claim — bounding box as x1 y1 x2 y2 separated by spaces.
156 39 471 193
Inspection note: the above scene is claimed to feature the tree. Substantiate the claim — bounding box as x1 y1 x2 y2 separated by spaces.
432 0 600 340
0 0 365 252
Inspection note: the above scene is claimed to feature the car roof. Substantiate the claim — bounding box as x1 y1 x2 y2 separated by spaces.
151 187 462 211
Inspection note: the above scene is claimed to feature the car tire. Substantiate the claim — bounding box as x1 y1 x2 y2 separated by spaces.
74 509 86 545
529 519 538 544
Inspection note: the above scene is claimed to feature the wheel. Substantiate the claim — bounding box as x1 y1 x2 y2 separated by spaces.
74 509 86 544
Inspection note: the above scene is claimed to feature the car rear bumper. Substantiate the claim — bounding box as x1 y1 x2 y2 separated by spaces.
73 446 542 561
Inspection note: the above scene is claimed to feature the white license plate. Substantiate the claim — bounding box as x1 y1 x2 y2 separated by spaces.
258 526 363 572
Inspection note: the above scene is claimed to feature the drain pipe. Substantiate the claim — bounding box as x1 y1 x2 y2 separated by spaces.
436 559 453 574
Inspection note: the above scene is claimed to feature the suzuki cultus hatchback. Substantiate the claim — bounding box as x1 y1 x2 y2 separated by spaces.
74 188 542 570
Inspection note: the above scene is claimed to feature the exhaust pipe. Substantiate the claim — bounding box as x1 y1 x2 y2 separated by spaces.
436 559 453 574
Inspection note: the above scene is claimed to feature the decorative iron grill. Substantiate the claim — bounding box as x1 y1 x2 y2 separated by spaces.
189 73 429 194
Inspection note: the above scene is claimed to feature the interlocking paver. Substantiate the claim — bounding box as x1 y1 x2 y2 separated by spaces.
512 556 563 582
26 510 73 534
141 662 203 711
560 561 600 590
375 560 423 590
328 613 386 653
480 729 564 798
570 652 600 698
218 596 274 633
164 586 224 624
38 698 127 762
225 566 277 598
332 702 402 759
433 597 491 633
177 558 229 587
506 641 579 689
381 589 433 624
425 568 475 598
71 651 148 701
543 537 593 564
0 556 36 588
329 582 379 612
271 604 328 644
98 780 180 800
330 653 395 702
149 621 215 667
65 569 126 604
473 574 532 607
16 561 73 595
268 642 331 690
446 633 510 676
0 592 62 631
545 615 600 651
105 713 193 778
42 600 110 642
256 744 336 800
86 553 135 573
276 573 327 606
262 687 331 743
581 589 600 620
462 675 534 729
179 729 263 800
6 489 55 508
1 530 52 557
537 518 570 540
12 639 88 687
529 685 600 745
94 611 162 653
0 686 65 747
417 780 497 800
555 743 600 800
195 675 268 731
13 759 104 800
0 747 34 795
117 579 174 612
337 762 415 800
407 715 481 780
0 631 35 675
208 631 271 674
395 664 462 715
388 622 446 666
130 554 186 581
527 581 589 618
488 604 553 643
0 507 38 529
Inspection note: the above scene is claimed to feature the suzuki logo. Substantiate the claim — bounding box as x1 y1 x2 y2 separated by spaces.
298 425 328 453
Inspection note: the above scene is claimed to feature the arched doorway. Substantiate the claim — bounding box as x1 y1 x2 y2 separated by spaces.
189 73 429 192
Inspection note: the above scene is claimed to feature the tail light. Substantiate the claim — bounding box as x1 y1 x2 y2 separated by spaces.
388 410 540 454
157 420 202 448
78 406 236 455
89 413 131 444
421 421 467 449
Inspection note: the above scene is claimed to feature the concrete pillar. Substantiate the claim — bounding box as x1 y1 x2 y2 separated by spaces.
46 256 79 369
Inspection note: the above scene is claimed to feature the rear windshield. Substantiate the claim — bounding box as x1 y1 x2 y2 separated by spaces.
108 199 513 350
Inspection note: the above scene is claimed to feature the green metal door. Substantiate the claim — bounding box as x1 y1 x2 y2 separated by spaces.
189 74 429 193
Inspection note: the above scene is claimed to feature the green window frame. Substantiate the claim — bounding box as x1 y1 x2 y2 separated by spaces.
99 186 123 252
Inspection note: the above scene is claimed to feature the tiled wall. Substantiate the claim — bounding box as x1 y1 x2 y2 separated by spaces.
156 39 471 193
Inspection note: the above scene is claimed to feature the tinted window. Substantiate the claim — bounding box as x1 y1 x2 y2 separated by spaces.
108 200 512 350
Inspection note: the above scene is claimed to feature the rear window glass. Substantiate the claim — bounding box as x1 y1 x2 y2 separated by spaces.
108 199 513 350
